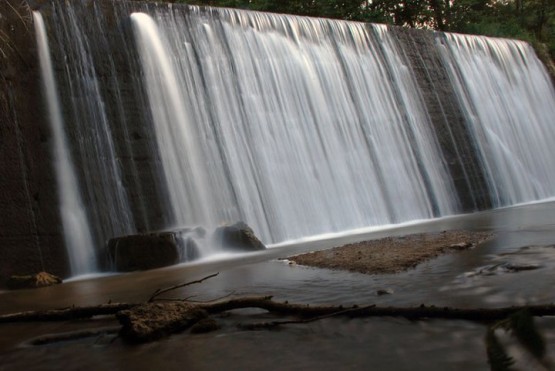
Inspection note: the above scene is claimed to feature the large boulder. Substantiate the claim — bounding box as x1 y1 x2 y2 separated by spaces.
107 223 264 271
213 222 266 252
7 272 62 290
107 233 177 272
106 229 203 272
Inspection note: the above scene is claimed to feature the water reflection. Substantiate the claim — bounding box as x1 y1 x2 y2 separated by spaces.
2 201 555 370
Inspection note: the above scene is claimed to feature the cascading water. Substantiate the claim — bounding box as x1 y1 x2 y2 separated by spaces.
130 12 215 228
31 1 555 269
372 24 457 216
131 9 458 243
439 34 555 206
33 12 96 274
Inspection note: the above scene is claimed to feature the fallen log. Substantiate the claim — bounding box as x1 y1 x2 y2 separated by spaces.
341 304 555 322
238 304 377 330
0 303 137 323
4 297 555 345
3 299 555 325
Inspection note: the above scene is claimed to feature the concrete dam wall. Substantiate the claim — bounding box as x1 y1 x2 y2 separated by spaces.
1 0 554 283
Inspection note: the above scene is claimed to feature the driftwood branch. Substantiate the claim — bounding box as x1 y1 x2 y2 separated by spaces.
239 304 377 330
3 297 555 344
148 273 220 302
342 304 555 322
201 296 343 317
3 298 555 325
201 299 555 323
0 303 137 323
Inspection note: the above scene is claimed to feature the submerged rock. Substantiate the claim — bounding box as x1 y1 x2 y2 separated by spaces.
7 272 62 290
106 229 203 272
213 222 266 252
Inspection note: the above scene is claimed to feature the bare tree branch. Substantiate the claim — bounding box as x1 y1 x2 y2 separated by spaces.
148 272 220 302
0 303 137 323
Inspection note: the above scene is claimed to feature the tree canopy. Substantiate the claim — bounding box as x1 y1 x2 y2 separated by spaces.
180 0 555 62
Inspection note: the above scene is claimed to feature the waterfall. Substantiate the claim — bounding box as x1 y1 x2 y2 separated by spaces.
33 12 96 274
439 34 555 206
130 12 215 228
130 9 458 243
31 1 555 267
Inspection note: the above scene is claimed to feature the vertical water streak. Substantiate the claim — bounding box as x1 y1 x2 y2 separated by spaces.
372 24 457 215
47 2 136 244
33 11 96 274
130 12 215 229
439 34 555 205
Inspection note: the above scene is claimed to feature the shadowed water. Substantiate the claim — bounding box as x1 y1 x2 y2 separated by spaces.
2 201 555 370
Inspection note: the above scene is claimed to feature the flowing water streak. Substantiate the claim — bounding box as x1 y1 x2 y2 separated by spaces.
372 24 457 215
439 34 555 206
138 8 458 243
130 12 215 229
33 12 96 274
47 2 136 243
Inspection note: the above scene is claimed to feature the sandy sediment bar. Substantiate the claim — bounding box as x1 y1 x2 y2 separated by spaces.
288 231 493 275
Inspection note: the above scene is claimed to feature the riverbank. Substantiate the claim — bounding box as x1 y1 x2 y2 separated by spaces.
287 230 494 275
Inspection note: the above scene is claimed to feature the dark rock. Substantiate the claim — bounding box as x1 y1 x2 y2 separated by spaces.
447 242 473 250
501 262 541 272
7 272 62 290
213 222 266 252
377 288 394 296
117 302 208 343
107 233 180 272
468 262 542 277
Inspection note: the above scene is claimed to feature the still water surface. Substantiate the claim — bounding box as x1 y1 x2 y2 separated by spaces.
2 201 555 370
